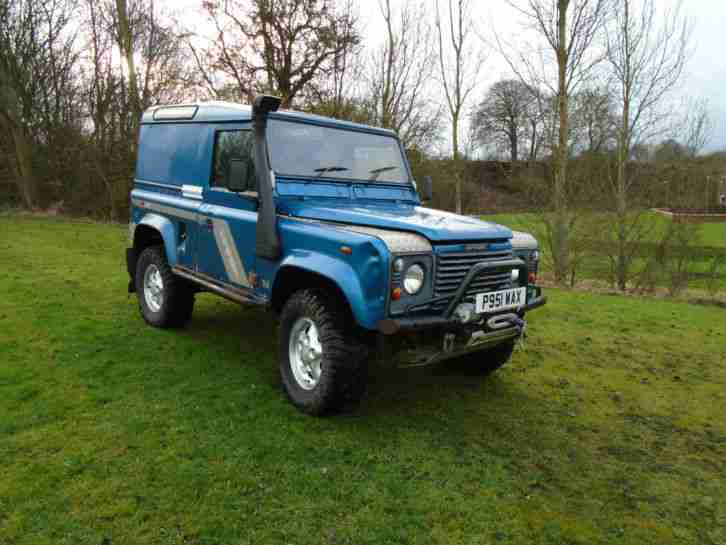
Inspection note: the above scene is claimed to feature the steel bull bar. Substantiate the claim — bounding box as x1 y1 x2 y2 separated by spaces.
377 258 547 336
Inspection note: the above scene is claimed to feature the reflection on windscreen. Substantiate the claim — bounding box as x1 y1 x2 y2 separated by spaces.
267 120 408 184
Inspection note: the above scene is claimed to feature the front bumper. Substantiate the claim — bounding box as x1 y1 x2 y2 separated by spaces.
378 287 546 367
394 324 523 367
377 288 547 335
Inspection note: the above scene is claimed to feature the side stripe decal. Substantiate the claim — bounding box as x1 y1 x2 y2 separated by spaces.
212 218 250 287
131 198 198 221
131 194 251 289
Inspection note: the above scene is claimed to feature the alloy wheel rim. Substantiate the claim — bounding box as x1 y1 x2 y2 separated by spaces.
289 317 323 390
143 264 164 312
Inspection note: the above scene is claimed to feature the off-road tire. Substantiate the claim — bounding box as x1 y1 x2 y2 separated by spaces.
135 245 195 328
448 339 516 375
279 289 368 416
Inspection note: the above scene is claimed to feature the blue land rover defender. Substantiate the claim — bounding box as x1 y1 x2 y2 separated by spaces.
125 96 546 415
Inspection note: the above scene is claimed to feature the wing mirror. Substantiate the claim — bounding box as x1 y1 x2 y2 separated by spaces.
421 175 433 202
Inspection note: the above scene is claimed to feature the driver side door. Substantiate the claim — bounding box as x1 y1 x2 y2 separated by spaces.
197 125 259 291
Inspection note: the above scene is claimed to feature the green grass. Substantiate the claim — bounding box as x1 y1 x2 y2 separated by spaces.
701 221 726 248
1 215 725 545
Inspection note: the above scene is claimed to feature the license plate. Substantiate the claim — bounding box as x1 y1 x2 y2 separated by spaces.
475 287 526 314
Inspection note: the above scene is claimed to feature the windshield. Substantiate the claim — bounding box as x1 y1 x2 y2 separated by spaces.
267 120 409 184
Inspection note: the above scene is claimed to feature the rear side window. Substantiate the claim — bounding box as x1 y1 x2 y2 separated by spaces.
211 130 256 192
136 124 211 185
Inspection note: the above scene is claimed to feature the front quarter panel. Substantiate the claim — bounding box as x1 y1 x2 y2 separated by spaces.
273 218 390 330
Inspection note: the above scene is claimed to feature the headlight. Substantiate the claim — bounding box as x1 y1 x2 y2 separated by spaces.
403 263 425 294
532 250 540 262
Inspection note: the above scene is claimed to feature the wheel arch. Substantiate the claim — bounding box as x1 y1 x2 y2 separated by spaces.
271 261 378 330
132 213 178 266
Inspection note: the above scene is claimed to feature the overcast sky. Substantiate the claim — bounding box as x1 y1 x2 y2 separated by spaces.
174 0 726 153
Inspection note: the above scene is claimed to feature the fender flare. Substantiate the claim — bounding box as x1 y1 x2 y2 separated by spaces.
134 213 178 266
274 252 384 331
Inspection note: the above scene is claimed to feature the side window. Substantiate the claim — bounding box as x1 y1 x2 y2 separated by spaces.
211 130 256 193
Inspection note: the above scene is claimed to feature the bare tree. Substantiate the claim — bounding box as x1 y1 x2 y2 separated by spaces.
199 0 359 108
435 0 483 214
73 0 197 218
0 0 79 209
302 0 367 119
653 138 688 162
83 0 121 217
471 79 540 161
604 0 690 289
110 1 199 126
682 97 712 158
115 0 141 129
570 87 617 155
501 0 608 283
366 0 440 150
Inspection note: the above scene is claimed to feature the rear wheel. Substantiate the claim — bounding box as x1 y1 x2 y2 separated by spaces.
279 289 368 415
135 245 195 328
448 339 516 375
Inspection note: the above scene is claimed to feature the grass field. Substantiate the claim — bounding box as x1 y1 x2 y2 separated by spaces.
1 215 725 545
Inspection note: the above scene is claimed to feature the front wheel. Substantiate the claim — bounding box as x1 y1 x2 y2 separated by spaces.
279 289 368 415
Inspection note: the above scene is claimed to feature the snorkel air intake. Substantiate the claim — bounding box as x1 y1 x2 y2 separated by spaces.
253 94 282 260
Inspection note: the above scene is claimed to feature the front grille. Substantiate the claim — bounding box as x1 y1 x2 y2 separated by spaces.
433 248 514 309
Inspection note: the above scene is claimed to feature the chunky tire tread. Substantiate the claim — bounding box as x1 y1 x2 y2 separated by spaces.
448 339 516 375
279 289 368 416
135 245 195 328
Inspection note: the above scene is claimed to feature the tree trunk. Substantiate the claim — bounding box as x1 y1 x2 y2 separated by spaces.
552 0 571 285
116 0 141 132
454 172 462 214
510 126 518 162
10 126 38 210
615 93 631 291
614 0 632 292
453 115 462 214
616 189 628 290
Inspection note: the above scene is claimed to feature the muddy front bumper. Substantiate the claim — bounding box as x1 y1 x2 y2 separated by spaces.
376 290 546 335
377 257 546 336
375 293 545 367
375 256 546 366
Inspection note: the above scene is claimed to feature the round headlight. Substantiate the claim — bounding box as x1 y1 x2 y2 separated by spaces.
532 250 540 262
403 264 425 294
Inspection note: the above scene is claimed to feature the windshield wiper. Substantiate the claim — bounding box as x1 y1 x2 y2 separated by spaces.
368 165 399 181
313 166 349 178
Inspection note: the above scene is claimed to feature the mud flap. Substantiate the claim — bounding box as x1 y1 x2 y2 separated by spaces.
126 248 137 292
